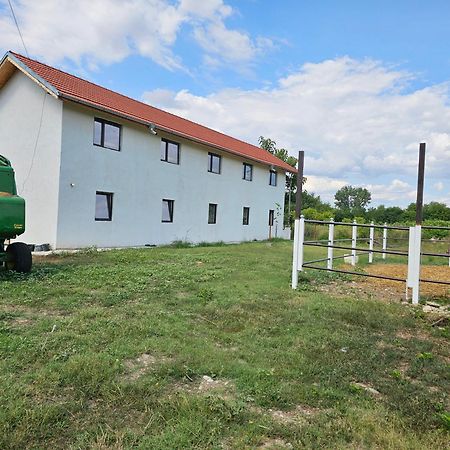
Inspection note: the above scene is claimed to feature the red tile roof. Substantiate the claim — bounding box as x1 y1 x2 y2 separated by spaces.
8 52 296 173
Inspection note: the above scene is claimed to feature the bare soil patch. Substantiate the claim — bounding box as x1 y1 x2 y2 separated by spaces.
174 375 236 400
122 353 170 381
251 404 321 425
364 264 450 299
258 438 293 449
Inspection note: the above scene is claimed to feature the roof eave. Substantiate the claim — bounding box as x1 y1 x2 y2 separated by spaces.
4 52 59 98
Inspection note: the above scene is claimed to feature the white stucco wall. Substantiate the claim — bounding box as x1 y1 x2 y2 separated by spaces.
0 70 62 248
57 102 286 248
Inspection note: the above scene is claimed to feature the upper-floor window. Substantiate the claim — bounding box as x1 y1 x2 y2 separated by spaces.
208 203 217 224
243 207 250 225
269 169 277 186
208 153 221 174
243 163 253 181
94 118 121 151
162 199 174 222
95 191 113 221
161 139 180 164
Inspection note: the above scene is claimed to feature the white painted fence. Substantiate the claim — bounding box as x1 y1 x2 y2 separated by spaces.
291 218 449 304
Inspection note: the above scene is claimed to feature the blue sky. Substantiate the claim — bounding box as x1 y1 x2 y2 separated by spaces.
1 0 449 206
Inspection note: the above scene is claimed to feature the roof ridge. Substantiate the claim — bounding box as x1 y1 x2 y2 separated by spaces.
10 52 272 156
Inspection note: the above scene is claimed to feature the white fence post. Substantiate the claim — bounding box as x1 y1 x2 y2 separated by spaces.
327 218 334 270
369 222 374 263
291 215 305 289
407 225 422 304
382 223 387 260
351 220 357 266
291 218 300 289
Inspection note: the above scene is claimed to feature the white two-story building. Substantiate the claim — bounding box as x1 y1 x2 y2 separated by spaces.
0 51 295 249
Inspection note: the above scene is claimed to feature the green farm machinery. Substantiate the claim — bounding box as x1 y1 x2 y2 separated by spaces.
0 155 32 273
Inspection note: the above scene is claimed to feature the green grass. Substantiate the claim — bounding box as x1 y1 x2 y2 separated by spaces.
0 241 448 449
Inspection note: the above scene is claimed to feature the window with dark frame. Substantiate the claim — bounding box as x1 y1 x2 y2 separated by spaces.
269 169 277 186
208 153 221 174
269 209 274 226
93 118 121 151
95 192 113 221
161 139 180 164
208 203 217 224
243 163 253 181
162 199 174 223
243 207 250 225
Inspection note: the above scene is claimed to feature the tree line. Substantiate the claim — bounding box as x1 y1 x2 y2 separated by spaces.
259 136 450 228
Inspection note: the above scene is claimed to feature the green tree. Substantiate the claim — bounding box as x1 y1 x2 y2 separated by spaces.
334 185 371 217
259 136 300 227
423 202 450 221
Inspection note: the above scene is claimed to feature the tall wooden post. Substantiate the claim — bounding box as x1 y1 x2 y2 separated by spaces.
407 143 426 304
416 143 426 225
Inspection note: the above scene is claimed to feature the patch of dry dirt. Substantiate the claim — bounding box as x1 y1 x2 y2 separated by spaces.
122 353 170 381
174 375 236 400
257 438 293 449
251 404 321 426
317 263 449 303
364 264 450 299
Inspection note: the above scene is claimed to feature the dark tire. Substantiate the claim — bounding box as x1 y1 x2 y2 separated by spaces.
6 242 32 273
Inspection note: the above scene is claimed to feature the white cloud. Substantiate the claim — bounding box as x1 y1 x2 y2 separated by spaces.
304 175 348 203
0 0 270 70
364 179 416 203
434 181 444 191
143 57 450 205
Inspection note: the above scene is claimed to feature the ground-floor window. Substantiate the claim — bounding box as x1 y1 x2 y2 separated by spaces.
95 191 113 221
208 203 218 224
269 209 274 226
243 207 250 225
162 199 174 222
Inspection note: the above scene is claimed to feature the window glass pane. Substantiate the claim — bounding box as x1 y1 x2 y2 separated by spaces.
208 204 217 224
243 207 250 225
211 155 221 173
94 120 102 146
161 140 167 160
167 142 179 163
103 123 120 150
243 164 252 180
269 210 274 226
162 200 173 222
95 193 111 220
270 170 277 186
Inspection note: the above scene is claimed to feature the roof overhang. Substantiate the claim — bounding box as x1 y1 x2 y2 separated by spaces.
0 52 59 98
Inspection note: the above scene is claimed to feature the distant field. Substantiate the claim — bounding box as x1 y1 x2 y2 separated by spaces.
0 241 448 449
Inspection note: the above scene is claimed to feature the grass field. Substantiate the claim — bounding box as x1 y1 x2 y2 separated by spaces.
0 241 448 449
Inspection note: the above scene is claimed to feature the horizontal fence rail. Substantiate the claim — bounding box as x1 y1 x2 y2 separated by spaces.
293 216 450 302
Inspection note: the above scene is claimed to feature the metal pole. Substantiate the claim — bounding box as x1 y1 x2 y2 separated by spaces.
327 218 334 270
351 220 357 266
369 222 374 263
